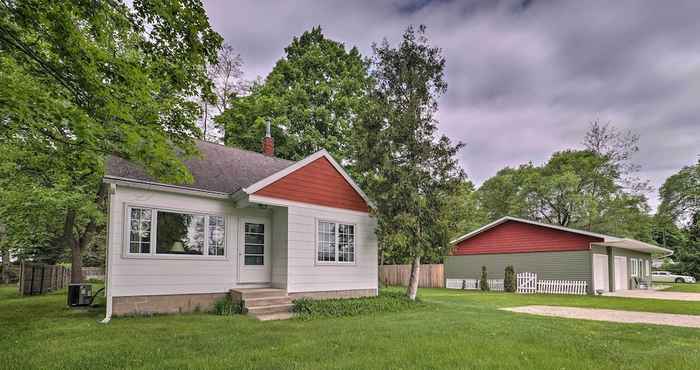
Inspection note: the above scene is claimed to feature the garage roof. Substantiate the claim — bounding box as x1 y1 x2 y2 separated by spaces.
452 216 673 256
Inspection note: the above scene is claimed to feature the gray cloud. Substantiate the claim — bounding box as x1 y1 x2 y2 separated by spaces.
204 0 700 208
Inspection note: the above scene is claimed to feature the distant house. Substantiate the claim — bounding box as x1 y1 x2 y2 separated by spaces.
446 217 673 294
102 132 377 319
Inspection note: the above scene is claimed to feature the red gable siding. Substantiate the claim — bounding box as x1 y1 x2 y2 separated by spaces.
254 157 369 213
452 220 603 255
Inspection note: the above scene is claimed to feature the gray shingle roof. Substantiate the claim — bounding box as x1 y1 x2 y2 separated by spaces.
105 140 294 194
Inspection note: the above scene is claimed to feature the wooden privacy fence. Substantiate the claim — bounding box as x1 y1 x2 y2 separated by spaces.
380 264 444 288
19 263 71 296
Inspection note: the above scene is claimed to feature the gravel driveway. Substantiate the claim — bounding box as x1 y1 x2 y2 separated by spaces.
607 290 700 301
502 305 700 328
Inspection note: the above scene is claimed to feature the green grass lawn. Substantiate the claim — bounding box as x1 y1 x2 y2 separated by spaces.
662 282 700 292
3 284 700 369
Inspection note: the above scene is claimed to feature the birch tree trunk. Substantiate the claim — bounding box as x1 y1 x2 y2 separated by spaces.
406 255 421 300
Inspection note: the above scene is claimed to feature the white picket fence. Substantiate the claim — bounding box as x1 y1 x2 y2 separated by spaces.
537 280 588 295
448 272 588 295
518 272 587 295
488 279 504 292
445 278 503 291
517 272 537 294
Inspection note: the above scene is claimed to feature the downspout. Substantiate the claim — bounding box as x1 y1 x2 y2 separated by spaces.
101 183 117 324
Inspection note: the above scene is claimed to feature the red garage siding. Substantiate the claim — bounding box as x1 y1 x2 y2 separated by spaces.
254 157 369 213
452 220 603 255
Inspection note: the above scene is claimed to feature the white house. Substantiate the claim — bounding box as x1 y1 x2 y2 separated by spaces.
102 133 377 320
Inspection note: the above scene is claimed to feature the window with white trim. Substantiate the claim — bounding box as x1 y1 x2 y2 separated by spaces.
630 258 638 277
243 222 265 265
127 206 225 257
644 260 650 277
630 258 645 277
317 221 355 263
129 208 152 254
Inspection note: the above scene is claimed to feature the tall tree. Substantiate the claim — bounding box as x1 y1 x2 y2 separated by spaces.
0 0 222 282
656 159 700 277
583 120 650 193
198 43 247 142
658 159 700 228
355 25 465 300
476 149 652 239
217 26 370 161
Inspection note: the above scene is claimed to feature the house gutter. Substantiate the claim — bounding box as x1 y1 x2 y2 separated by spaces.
101 184 117 324
103 176 230 199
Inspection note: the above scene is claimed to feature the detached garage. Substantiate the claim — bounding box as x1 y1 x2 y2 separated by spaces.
446 217 673 294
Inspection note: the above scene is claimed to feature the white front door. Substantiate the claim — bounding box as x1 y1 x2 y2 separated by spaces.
593 254 610 292
614 256 628 291
238 218 271 283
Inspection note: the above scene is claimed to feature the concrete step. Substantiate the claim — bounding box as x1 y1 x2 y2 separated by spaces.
230 288 288 300
252 312 295 321
244 296 293 308
246 303 294 316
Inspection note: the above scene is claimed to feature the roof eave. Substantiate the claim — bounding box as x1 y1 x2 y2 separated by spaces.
103 176 231 199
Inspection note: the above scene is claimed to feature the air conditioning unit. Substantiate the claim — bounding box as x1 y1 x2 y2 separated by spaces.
68 284 93 307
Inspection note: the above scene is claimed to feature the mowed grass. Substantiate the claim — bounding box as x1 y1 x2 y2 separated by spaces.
3 284 700 369
663 282 700 292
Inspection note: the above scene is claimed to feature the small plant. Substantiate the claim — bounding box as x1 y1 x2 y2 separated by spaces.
480 266 490 291
293 290 423 320
504 265 516 292
212 297 241 316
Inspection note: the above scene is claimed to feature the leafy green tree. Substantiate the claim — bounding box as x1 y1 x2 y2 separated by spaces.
217 26 370 161
354 25 465 300
476 148 652 240
658 159 700 228
656 159 700 277
0 0 222 282
451 180 488 238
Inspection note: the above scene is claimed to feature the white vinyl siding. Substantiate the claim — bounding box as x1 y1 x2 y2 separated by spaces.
286 203 377 293
109 186 271 297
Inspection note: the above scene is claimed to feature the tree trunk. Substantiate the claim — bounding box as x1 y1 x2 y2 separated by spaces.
65 185 107 284
1 247 10 284
406 255 421 300
71 241 82 283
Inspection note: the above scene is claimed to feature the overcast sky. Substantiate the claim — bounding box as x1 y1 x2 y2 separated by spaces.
203 0 700 208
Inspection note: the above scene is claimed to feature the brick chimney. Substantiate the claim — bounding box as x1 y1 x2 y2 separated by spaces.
262 121 274 156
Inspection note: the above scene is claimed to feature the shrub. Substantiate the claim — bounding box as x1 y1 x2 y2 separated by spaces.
504 265 516 292
480 265 490 291
293 290 422 320
212 297 241 316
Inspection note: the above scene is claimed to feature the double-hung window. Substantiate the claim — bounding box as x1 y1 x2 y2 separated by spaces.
630 258 638 277
127 206 225 257
317 220 355 264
